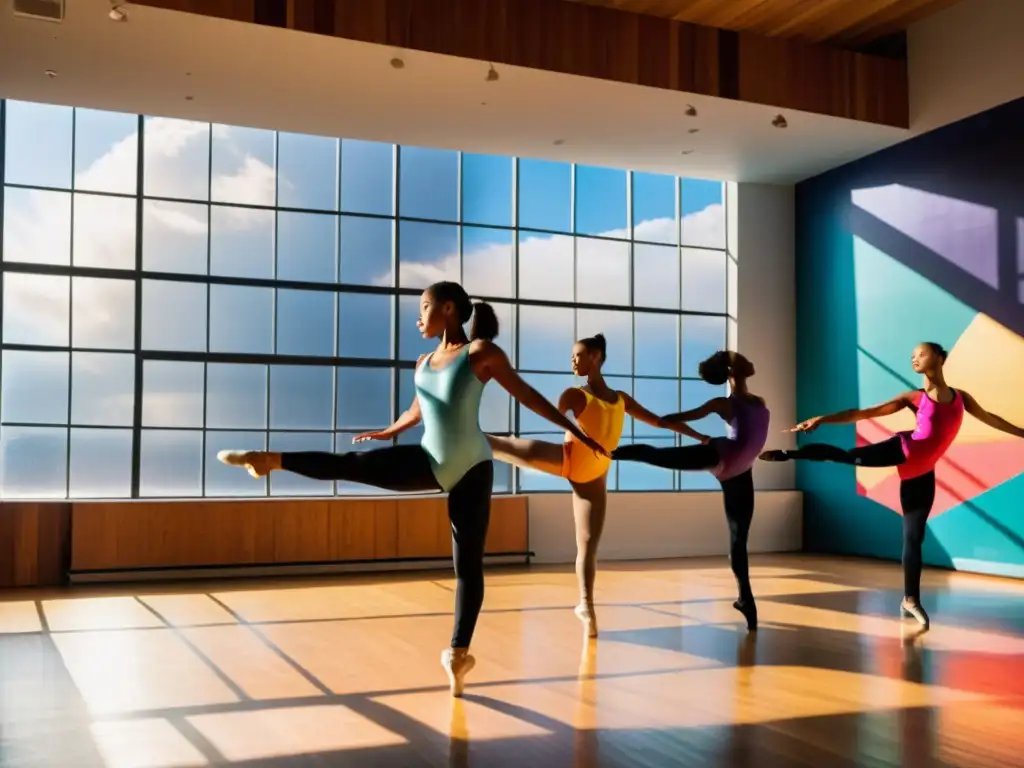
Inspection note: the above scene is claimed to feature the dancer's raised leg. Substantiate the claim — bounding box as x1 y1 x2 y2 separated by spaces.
486 435 565 476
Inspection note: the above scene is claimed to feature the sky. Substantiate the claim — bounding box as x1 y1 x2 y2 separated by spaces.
0 99 732 499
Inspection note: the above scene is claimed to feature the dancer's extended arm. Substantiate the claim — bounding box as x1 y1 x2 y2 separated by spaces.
624 393 709 443
962 391 1024 437
788 391 916 433
353 355 425 442
476 342 609 457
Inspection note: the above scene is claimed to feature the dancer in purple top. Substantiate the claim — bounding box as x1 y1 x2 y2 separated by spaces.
613 351 770 631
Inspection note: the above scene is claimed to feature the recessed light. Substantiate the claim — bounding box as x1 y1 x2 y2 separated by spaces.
390 57 405 69
44 69 57 78
185 95 194 101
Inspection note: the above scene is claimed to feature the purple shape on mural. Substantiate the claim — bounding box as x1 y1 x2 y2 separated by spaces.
852 184 998 289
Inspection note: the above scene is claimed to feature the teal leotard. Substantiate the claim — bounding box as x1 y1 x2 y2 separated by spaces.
414 346 493 492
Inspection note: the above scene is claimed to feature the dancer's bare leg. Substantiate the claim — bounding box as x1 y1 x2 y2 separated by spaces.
570 473 608 638
486 435 565 476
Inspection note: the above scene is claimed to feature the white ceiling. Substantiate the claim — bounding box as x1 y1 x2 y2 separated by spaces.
0 0 911 183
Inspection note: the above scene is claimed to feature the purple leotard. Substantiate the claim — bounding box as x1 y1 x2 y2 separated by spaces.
711 395 771 481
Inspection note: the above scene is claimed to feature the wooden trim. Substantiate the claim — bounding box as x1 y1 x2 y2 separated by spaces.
132 0 909 127
0 502 71 588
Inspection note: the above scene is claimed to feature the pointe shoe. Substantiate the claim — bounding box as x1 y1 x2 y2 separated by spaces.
900 598 930 629
441 647 476 697
733 599 758 632
217 450 271 478
575 603 598 638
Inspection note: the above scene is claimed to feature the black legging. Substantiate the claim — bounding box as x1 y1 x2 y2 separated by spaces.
281 445 493 648
776 436 934 600
613 443 754 603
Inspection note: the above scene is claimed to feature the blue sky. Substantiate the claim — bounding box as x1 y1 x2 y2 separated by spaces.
1 99 732 499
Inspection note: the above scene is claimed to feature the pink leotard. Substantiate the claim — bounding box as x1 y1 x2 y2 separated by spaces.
711 395 771 481
897 390 964 480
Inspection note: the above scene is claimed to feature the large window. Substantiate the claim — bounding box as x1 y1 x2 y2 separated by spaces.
0 100 732 499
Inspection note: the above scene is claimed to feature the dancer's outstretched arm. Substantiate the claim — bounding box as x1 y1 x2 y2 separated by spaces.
788 391 917 433
961 391 1024 437
353 354 426 443
623 393 709 443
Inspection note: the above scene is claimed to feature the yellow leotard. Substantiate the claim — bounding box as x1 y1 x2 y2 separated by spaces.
562 389 627 483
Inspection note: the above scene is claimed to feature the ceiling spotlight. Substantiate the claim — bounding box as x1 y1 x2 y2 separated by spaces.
684 104 697 117
485 64 499 82
772 114 788 128
109 2 127 21
390 57 405 69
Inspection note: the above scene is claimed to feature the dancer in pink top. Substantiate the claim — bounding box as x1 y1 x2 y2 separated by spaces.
760 342 1024 628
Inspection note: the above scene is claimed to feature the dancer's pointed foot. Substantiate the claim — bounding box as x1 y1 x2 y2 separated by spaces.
758 450 790 462
575 602 598 638
733 599 758 632
900 598 930 629
217 450 276 478
441 647 476 698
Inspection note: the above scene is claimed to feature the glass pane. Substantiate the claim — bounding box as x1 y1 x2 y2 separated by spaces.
517 373 573 432
139 430 203 497
397 369 424 446
4 100 72 188
633 378 678 436
575 165 627 237
728 318 738 352
72 277 135 350
277 289 335 356
680 466 721 491
142 280 207 352
727 255 738 319
339 215 392 286
209 284 273 354
269 365 334 430
681 178 725 249
518 159 570 232
462 153 512 227
71 352 134 426
576 237 629 306
398 294 434 362
479 380 510 434
398 220 458 290
211 124 276 206
519 306 573 372
206 363 268 429
143 117 210 201
576 309 632 377
72 193 136 269
681 316 726 378
633 244 679 310
2 188 71 265
205 430 267 497
142 361 204 428
210 205 274 279
338 293 392 359
463 226 513 299
270 431 334 496
340 139 393 216
334 433 389 496
0 427 67 499
277 211 337 283
69 428 132 498
618 436 675 491
518 232 572 301
682 379 728 438
634 313 678 378
633 171 676 244
142 200 208 274
1 350 69 425
3 273 69 346
336 367 391 429
399 146 458 222
681 248 727 314
74 108 138 195
278 132 339 211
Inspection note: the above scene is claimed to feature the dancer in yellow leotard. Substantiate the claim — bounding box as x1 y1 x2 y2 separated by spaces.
488 333 707 637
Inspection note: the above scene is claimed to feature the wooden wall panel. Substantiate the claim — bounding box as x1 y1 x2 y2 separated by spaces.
0 502 70 588
134 0 909 127
67 496 529 574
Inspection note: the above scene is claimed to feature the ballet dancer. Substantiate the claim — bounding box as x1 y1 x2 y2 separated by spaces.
486 333 708 638
612 351 770 631
760 341 1024 628
218 280 607 696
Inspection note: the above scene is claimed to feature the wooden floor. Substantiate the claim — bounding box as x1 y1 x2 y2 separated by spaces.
2 555 1023 767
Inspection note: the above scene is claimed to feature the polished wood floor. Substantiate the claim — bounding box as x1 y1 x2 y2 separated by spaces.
2 555 1023 767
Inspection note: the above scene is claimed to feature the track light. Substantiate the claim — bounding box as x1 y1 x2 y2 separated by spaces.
684 104 697 117
772 114 788 128
109 2 127 21
485 64 499 82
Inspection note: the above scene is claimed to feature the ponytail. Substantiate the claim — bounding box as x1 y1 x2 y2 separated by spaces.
470 301 499 341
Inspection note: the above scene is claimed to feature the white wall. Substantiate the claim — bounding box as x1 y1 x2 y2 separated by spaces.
528 491 802 564
909 0 1024 133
